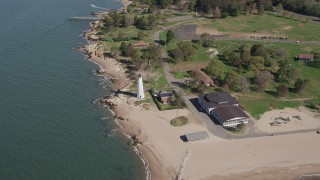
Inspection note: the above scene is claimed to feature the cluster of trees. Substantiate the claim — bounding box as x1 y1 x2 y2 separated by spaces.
169 42 196 61
119 42 163 71
101 11 161 33
133 14 159 30
101 11 134 32
223 44 285 73
272 0 320 18
191 0 273 16
204 44 309 97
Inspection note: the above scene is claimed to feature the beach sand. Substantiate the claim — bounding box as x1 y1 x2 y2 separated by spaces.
256 106 320 133
108 94 320 180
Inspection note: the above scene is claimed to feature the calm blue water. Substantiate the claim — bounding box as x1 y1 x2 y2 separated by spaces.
0 0 145 179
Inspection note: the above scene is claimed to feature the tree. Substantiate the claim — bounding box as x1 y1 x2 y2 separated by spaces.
170 48 184 62
257 3 264 15
188 78 205 94
166 30 175 44
277 84 289 97
132 54 144 70
148 4 157 13
117 32 129 41
249 56 265 71
251 44 267 58
124 45 136 57
177 42 196 60
147 15 157 29
254 70 274 92
200 33 213 47
119 42 128 55
294 78 309 93
137 31 145 40
240 49 251 65
147 45 163 62
225 72 241 91
200 33 210 41
275 3 284 12
277 59 299 83
207 59 223 78
188 0 196 11
213 7 221 18
223 50 232 60
159 0 173 8
220 11 230 18
239 76 250 92
123 16 134 27
233 56 243 67
239 44 249 52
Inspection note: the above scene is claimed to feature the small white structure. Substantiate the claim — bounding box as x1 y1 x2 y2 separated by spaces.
137 74 145 99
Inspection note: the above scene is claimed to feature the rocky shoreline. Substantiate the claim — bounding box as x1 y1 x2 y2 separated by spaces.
77 1 169 179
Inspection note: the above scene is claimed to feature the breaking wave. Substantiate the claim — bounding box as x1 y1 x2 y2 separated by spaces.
90 4 108 10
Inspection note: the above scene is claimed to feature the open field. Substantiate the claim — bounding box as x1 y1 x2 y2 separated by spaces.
199 14 320 41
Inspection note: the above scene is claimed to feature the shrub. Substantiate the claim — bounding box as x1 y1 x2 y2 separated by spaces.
221 12 230 18
170 116 188 127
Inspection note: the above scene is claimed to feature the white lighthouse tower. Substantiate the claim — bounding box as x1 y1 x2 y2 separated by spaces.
137 74 145 99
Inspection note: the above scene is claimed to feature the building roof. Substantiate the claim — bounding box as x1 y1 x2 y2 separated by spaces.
159 91 173 98
199 92 239 109
298 54 314 59
193 69 214 85
212 106 249 123
133 41 149 47
184 131 209 141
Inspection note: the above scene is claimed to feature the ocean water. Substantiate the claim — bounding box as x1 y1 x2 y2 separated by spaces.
0 0 145 179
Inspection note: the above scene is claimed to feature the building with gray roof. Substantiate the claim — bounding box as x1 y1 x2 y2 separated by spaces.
198 92 250 127
184 131 209 142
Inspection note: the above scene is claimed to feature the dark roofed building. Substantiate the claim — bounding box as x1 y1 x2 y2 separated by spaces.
198 92 249 127
193 69 214 86
297 54 314 61
158 91 174 104
212 106 249 127
198 92 238 111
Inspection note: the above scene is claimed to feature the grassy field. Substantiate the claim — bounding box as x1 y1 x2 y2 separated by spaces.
201 14 320 41
173 71 190 79
237 93 305 118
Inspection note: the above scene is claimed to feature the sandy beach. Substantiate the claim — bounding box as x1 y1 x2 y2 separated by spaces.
106 93 320 180
256 106 320 134
82 2 320 179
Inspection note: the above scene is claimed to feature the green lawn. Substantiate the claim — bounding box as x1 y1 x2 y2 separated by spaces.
173 71 190 79
150 74 170 89
238 93 305 119
205 14 320 41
